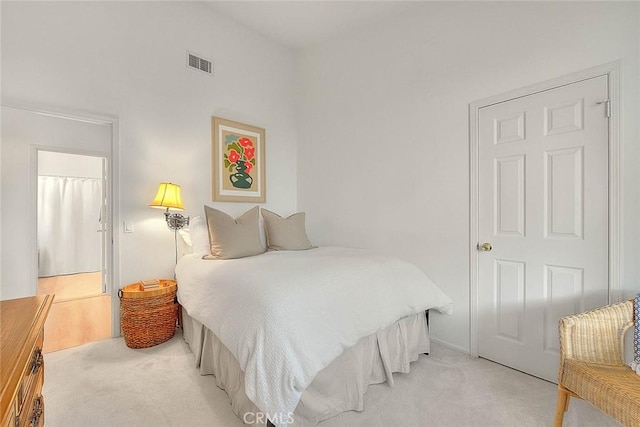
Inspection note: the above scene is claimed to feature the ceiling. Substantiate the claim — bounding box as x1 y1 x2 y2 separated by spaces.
205 1 416 49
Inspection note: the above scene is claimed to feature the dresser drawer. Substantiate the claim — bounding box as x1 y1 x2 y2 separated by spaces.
15 332 44 421
2 335 44 427
17 370 43 427
0 295 53 427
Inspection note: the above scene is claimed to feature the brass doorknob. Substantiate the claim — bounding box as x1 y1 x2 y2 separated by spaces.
478 242 492 252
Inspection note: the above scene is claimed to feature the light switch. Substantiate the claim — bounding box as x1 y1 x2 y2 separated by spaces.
123 222 134 233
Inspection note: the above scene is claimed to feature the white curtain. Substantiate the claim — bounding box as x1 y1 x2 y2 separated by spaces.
37 176 103 277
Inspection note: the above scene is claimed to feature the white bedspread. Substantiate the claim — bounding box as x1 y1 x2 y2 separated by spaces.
175 246 453 423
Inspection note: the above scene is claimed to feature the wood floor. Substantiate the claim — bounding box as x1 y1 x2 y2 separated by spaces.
37 272 111 353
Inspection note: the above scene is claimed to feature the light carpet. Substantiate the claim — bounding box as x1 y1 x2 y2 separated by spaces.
44 334 618 426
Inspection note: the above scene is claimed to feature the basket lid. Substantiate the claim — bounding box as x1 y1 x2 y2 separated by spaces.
119 278 176 298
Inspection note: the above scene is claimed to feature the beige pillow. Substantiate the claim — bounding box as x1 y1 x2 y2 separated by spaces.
203 206 265 259
261 209 313 251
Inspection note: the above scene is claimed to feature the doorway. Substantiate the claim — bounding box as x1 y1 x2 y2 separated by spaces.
469 63 621 382
36 150 111 352
0 104 119 351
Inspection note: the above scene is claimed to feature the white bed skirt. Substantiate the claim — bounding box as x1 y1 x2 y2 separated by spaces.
182 308 430 426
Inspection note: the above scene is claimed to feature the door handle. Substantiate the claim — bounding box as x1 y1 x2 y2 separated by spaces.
478 242 493 252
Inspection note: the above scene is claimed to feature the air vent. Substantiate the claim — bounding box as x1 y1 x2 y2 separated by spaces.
186 51 213 76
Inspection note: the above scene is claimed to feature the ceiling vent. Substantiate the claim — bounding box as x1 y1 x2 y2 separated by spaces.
187 51 213 76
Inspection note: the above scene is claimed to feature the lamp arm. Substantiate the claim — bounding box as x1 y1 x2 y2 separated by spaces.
164 212 190 230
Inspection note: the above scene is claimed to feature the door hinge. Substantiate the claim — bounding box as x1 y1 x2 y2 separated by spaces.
596 100 611 118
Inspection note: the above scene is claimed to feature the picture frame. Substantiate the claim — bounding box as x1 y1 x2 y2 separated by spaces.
211 117 266 203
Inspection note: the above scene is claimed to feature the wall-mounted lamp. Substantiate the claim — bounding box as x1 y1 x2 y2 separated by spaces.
150 182 190 267
149 182 190 230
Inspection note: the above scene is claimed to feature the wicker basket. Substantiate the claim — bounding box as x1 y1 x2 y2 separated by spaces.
119 279 178 349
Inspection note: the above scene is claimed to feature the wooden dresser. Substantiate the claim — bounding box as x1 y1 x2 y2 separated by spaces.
1 295 53 427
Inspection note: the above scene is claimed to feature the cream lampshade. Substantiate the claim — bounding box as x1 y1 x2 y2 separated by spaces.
149 182 184 211
149 182 189 231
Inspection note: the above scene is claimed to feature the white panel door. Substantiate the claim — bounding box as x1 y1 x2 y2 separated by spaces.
477 76 609 382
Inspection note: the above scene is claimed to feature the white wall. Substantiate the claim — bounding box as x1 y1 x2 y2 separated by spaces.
1 2 298 297
297 2 640 351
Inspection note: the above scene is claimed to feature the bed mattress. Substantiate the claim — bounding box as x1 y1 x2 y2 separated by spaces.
176 247 452 421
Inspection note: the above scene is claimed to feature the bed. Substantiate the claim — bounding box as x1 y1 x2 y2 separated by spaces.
175 245 453 426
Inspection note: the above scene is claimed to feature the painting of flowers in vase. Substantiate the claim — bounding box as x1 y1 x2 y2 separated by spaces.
212 117 265 202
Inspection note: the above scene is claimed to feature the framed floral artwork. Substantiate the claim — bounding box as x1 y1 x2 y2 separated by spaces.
212 117 266 202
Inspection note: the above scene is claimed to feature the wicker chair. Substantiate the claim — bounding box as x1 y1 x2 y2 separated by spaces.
555 300 640 426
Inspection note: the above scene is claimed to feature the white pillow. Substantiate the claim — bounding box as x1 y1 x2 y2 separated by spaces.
177 229 193 258
189 216 210 255
178 229 192 247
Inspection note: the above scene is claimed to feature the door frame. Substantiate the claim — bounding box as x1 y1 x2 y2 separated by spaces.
468 62 621 357
4 103 122 338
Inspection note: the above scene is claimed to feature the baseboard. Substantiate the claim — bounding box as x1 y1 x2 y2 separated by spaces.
429 337 471 355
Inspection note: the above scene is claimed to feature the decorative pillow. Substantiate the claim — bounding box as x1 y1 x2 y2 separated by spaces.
189 216 211 255
177 229 193 258
203 206 265 259
261 209 313 251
